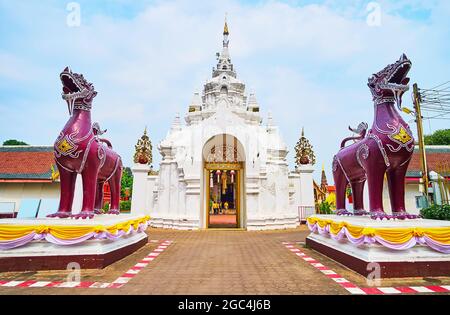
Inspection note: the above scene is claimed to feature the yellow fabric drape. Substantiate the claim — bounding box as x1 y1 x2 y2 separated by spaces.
0 216 150 241
307 216 450 245
0 226 36 240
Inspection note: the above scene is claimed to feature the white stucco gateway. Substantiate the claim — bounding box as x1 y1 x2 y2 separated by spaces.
131 22 315 230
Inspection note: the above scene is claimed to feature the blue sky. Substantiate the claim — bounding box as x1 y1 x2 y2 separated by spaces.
1 0 449 182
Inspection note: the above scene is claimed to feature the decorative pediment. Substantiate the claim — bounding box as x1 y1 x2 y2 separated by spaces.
295 128 316 166
205 144 244 163
134 127 152 165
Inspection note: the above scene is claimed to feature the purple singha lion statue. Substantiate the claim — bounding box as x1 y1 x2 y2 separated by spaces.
48 67 123 219
333 54 420 220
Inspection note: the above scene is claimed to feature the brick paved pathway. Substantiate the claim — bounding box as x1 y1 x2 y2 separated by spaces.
110 227 346 295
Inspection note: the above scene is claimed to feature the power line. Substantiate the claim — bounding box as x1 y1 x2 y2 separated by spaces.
421 109 450 115
421 105 450 110
413 81 450 124
423 116 450 121
411 80 450 205
422 104 450 108
420 81 450 93
422 112 450 120
428 80 450 90
421 105 450 111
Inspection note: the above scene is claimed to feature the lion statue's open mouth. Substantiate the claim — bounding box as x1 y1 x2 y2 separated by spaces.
60 67 97 114
368 54 412 109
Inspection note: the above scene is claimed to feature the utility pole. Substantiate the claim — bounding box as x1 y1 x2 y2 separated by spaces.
412 83 430 204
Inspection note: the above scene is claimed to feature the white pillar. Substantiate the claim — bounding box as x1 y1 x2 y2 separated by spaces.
146 175 158 217
131 163 151 216
297 165 315 208
289 172 302 207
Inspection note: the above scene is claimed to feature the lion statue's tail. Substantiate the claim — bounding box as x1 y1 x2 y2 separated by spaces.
340 122 368 149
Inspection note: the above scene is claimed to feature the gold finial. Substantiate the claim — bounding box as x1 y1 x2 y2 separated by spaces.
320 165 328 193
295 128 316 166
223 13 229 35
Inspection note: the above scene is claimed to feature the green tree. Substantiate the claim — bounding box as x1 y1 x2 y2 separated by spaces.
318 201 334 214
3 139 29 145
424 129 450 145
121 167 133 199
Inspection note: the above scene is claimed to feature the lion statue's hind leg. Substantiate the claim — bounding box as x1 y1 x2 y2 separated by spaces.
107 158 123 215
94 182 105 215
332 156 352 216
386 165 421 220
47 167 76 218
350 180 369 216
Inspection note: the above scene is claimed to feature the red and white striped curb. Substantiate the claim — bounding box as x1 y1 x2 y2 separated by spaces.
109 239 173 288
282 242 450 295
0 239 173 289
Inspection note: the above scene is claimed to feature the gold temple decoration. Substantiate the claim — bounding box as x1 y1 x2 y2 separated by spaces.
223 13 229 35
133 127 152 165
204 162 243 170
56 138 74 154
391 126 412 144
295 127 316 166
221 170 228 194
320 164 328 193
51 164 60 181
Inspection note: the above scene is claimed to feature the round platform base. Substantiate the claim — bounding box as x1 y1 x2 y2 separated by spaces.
0 233 148 272
306 215 450 278
0 215 150 272
306 233 450 278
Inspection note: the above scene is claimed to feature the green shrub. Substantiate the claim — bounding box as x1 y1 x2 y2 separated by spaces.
420 204 450 221
120 200 131 211
318 201 334 215
100 201 131 213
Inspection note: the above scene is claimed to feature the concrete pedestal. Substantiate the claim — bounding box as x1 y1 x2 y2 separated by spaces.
306 215 450 278
0 215 149 271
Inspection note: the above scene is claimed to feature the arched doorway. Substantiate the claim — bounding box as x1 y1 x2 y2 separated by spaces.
202 134 245 229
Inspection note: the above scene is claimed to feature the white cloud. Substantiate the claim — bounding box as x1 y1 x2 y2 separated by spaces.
0 0 449 182
0 53 49 82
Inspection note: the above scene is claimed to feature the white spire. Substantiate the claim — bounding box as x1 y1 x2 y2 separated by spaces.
213 15 236 78
170 112 182 133
267 111 274 126
191 92 202 107
188 92 202 113
267 111 277 133
222 14 230 56
248 92 257 105
247 92 259 112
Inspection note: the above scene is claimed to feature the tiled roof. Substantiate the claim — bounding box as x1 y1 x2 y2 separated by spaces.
407 145 450 178
0 146 55 181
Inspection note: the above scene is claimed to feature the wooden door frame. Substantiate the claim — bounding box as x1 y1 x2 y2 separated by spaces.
205 162 243 229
